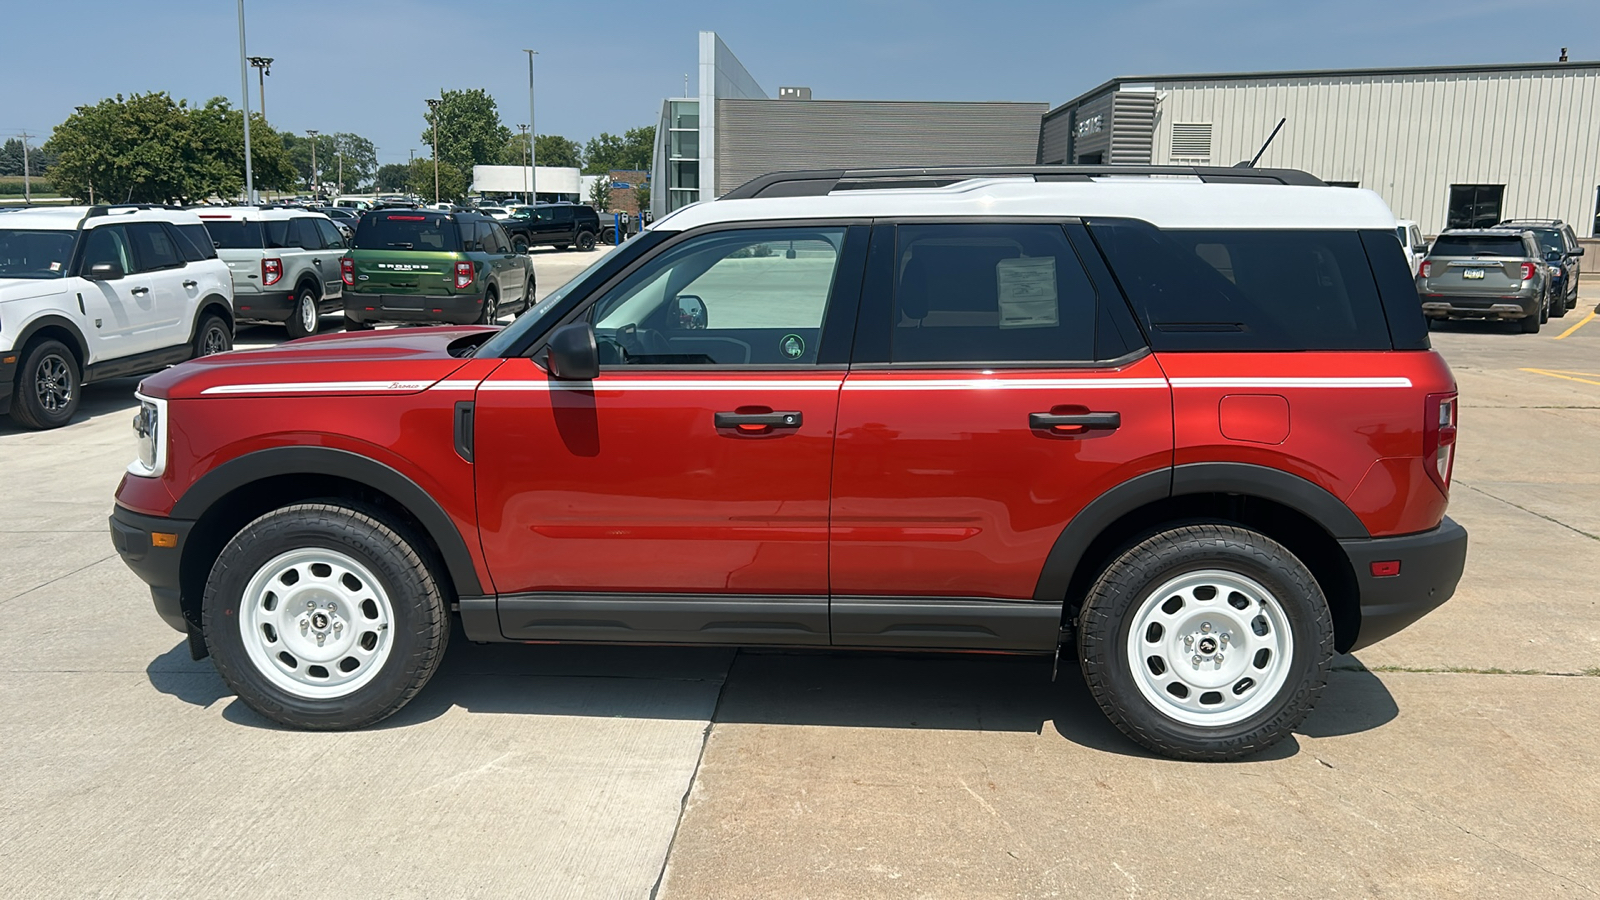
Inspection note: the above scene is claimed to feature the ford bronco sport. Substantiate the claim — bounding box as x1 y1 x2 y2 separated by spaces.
110 166 1467 761
342 210 533 329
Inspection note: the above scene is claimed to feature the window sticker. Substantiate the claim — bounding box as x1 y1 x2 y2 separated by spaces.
49 261 61 271
996 257 1058 329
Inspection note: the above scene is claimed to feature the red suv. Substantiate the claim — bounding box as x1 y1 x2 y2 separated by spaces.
110 166 1467 760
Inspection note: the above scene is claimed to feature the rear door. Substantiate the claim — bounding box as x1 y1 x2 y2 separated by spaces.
829 221 1172 651
312 219 347 299
472 223 866 643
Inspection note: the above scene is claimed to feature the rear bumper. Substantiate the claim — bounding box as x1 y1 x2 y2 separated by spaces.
1340 517 1468 651
1420 294 1539 319
0 353 15 416
233 288 297 323
109 504 195 634
344 292 485 326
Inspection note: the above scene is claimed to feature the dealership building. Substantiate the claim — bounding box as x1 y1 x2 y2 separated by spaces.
655 37 1600 236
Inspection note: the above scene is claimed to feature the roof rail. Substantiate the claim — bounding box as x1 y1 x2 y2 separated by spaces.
82 203 184 219
721 165 1328 200
1497 218 1564 225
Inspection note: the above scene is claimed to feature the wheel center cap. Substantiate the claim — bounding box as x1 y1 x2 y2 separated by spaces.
310 610 331 631
1197 636 1218 654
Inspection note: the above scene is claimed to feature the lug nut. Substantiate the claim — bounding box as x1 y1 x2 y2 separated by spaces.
1184 635 1194 647
1216 653 1225 663
1201 622 1212 633
306 601 316 609
1192 655 1202 667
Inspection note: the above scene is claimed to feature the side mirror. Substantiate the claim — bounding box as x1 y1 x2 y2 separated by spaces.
546 322 599 380
672 294 708 330
1545 250 1563 262
88 261 124 281
1575 247 1586 256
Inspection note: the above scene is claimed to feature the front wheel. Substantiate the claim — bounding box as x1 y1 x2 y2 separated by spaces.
194 314 233 357
511 236 528 254
201 503 449 729
10 339 80 430
575 230 597 252
478 289 499 325
1077 524 1333 761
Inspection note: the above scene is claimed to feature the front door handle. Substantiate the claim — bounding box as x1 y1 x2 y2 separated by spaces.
715 410 803 432
183 280 198 288
1029 411 1121 432
130 286 151 295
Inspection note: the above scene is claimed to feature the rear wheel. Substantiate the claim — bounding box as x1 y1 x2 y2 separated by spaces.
286 287 320 339
1521 307 1543 333
10 339 80 430
478 288 499 325
194 314 233 357
201 503 449 730
1077 523 1333 761
554 243 570 251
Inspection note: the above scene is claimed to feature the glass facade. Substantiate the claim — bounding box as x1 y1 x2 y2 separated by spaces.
667 100 700 212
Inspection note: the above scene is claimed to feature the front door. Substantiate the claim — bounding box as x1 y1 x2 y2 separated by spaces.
77 224 163 359
829 221 1173 650
474 223 866 643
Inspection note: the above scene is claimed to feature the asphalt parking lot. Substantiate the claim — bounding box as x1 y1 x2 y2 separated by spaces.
1 255 1596 898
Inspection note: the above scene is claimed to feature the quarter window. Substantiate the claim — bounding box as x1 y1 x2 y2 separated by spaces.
588 227 846 365
890 223 1101 364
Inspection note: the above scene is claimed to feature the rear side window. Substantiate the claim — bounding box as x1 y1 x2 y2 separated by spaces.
891 223 1102 363
172 223 217 261
1087 219 1391 352
1429 234 1526 257
353 215 461 252
202 220 262 249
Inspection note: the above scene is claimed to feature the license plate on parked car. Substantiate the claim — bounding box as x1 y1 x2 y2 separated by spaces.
1463 268 1485 279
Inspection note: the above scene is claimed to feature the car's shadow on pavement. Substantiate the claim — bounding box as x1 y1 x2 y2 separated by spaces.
150 621 1399 762
0 376 143 437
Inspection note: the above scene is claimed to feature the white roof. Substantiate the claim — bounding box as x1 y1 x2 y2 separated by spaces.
0 205 211 230
654 177 1399 232
193 207 330 221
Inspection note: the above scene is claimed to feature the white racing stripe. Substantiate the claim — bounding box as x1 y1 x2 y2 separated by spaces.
480 380 844 392
1169 377 1413 389
201 380 435 396
842 378 1168 391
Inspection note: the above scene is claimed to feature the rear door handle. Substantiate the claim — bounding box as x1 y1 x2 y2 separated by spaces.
313 258 322 266
1029 411 1121 432
715 410 803 430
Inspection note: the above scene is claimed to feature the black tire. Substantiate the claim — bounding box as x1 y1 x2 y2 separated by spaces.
286 286 320 339
554 243 570 252
478 288 499 325
575 230 597 252
201 502 449 730
345 318 374 332
1551 288 1568 318
511 236 528 254
1077 523 1334 761
10 338 80 430
1521 309 1542 333
194 314 233 357
1539 292 1550 324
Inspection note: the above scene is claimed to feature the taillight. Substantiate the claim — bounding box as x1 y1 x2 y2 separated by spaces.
262 257 283 286
340 257 354 286
1419 260 1431 278
454 260 474 290
1423 392 1458 495
1519 262 1536 281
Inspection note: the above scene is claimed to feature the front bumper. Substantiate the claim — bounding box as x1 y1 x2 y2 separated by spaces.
0 352 15 416
1340 516 1468 651
109 504 195 635
344 291 485 326
1420 294 1539 319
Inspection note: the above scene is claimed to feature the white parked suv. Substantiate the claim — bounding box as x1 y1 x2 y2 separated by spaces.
196 207 348 338
0 205 235 430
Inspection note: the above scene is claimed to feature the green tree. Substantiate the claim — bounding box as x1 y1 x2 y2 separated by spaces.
0 139 54 177
188 98 297 196
374 162 410 192
633 183 651 216
421 89 511 180
282 132 377 194
501 133 582 169
581 125 654 175
588 176 611 211
408 157 467 203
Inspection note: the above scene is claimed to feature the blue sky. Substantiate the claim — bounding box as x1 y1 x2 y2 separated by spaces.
2 0 1593 165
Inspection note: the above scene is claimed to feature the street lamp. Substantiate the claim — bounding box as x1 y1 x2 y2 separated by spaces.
336 149 343 195
425 98 441 204
306 129 319 200
236 0 255 203
517 124 529 204
247 56 273 121
523 49 537 201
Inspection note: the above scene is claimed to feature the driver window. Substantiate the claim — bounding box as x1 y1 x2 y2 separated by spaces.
588 227 845 366
80 225 134 274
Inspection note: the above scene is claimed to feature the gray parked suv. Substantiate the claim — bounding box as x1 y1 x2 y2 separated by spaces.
1498 218 1584 317
1417 229 1551 333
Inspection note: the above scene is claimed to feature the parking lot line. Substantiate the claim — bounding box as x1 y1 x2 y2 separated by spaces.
1554 310 1596 340
1520 367 1600 388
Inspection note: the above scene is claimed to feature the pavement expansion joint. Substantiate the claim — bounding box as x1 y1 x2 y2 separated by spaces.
1453 479 1600 541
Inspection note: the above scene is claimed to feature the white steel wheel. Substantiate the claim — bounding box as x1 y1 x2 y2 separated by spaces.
239 547 395 700
1125 569 1294 727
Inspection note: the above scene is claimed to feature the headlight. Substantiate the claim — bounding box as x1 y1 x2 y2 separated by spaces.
128 393 167 478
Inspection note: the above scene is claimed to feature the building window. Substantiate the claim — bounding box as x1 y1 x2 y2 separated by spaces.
1447 184 1504 229
1593 187 1600 237
1077 152 1103 165
1170 123 1212 161
666 100 699 212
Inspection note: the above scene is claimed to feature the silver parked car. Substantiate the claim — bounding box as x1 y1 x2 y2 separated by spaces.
1416 229 1551 333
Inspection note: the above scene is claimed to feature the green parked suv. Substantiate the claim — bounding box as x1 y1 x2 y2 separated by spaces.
341 210 534 329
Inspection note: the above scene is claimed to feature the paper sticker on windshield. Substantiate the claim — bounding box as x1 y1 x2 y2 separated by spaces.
996 257 1058 329
49 262 61 271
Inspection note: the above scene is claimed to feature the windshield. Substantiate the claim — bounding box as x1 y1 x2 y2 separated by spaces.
0 229 76 279
1430 235 1526 258
203 220 263 249
354 214 460 251
1527 229 1565 256
1394 226 1407 245
475 233 667 358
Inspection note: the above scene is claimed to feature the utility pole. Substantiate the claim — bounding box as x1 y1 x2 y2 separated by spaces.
523 50 538 201
337 150 343 194
518 124 529 204
426 98 441 204
307 129 319 199
18 133 30 206
248 56 273 121
237 0 255 203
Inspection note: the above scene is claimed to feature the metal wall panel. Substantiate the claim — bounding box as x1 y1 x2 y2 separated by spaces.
1144 67 1600 234
715 100 1048 196
1110 92 1157 164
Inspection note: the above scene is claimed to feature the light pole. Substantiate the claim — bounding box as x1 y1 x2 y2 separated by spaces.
523 49 538 202
336 149 343 195
237 0 255 203
517 124 529 204
18 132 30 206
248 56 273 121
306 129 319 199
425 98 441 204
